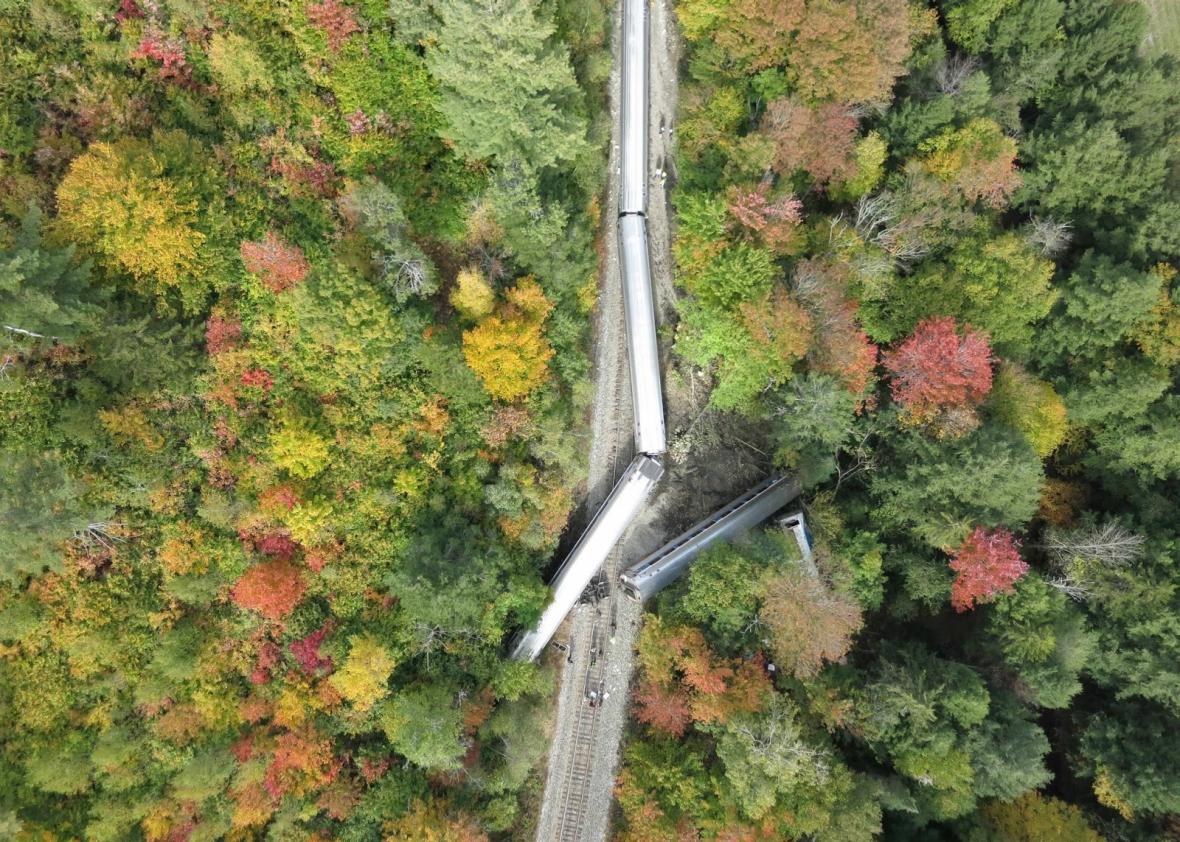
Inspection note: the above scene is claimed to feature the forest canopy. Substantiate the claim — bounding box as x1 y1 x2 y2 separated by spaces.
615 0 1180 841
0 0 612 837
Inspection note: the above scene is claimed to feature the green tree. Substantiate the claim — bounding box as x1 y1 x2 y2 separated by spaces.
681 243 778 310
1 205 104 350
768 373 862 486
944 0 1016 52
1036 250 1160 364
381 685 468 771
881 231 1056 352
1081 702 1180 817
0 451 101 583
673 542 762 651
965 693 1051 801
425 0 589 173
850 643 991 819
984 575 1095 708
1018 117 1166 224
715 694 829 820
872 422 1043 549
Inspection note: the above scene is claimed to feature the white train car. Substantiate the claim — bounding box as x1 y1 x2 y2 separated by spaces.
511 455 664 661
619 0 648 215
619 215 667 455
619 475 801 602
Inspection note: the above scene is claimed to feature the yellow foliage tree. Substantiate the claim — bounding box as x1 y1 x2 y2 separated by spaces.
268 422 331 478
505 276 552 321
982 792 1105 841
328 635 396 712
1132 264 1180 367
462 278 554 401
384 798 489 842
56 132 208 302
450 266 495 321
990 363 1068 457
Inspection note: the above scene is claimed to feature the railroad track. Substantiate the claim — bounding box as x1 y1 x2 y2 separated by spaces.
555 692 599 841
553 570 613 842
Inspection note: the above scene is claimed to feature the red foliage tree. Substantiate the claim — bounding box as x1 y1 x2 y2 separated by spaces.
949 526 1028 612
306 0 360 52
884 316 993 420
240 233 310 293
257 531 299 560
290 622 335 676
728 188 802 231
116 0 145 23
240 367 274 392
132 29 189 83
251 640 281 685
269 156 338 198
633 679 693 737
231 560 307 621
260 484 301 512
763 99 859 186
205 313 241 355
727 186 803 253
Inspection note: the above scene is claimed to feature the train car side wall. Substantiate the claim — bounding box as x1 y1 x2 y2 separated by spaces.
618 215 667 455
620 476 801 601
511 455 665 660
619 0 648 214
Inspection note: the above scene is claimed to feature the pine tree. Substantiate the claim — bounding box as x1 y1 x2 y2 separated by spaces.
425 0 589 173
0 205 105 350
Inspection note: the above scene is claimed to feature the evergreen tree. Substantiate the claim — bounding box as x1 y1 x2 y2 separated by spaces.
425 0 590 173
0 205 104 350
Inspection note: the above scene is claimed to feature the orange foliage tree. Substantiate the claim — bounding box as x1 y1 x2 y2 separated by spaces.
790 0 929 104
240 233 310 293
633 618 770 737
714 0 804 72
759 568 863 679
794 258 879 396
739 286 814 368
920 118 1021 209
231 560 307 621
763 99 859 186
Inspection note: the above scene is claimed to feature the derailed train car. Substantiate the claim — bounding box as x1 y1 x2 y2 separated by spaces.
511 0 668 661
510 456 664 662
619 214 666 456
619 475 802 601
619 0 665 457
618 0 648 216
